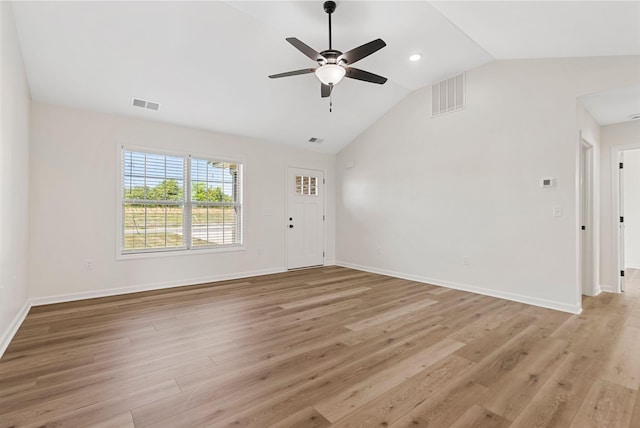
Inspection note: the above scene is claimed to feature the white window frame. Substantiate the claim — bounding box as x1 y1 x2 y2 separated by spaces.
117 146 244 259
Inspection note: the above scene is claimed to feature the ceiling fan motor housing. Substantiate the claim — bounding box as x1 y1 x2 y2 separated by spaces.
319 49 343 65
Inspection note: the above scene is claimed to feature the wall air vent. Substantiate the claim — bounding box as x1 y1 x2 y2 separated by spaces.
432 72 465 117
132 98 161 111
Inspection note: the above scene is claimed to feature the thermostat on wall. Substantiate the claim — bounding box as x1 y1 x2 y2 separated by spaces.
540 178 556 188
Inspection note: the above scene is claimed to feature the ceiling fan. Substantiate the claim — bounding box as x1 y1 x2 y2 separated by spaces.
268 1 387 107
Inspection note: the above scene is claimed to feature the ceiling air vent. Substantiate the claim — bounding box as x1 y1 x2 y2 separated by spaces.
308 137 323 144
132 98 161 111
432 72 465 117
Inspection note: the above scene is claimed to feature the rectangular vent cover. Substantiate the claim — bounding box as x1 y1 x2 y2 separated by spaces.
132 98 160 111
432 72 465 117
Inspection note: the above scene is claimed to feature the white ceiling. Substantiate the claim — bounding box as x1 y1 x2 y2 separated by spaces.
11 1 640 154
579 85 640 126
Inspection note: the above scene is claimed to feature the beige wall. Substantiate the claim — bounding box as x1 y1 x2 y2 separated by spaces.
337 56 640 313
28 102 336 301
0 1 31 353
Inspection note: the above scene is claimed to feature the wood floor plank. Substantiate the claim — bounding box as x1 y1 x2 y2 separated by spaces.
329 355 475 428
452 313 535 363
481 337 569 421
388 378 488 427
448 405 511 428
87 411 135 428
344 297 438 332
569 378 636 428
314 337 464 422
278 286 371 310
599 325 640 391
509 352 602 428
266 406 331 428
633 389 640 427
1 267 639 428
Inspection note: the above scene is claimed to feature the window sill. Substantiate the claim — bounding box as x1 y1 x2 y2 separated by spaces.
116 245 246 261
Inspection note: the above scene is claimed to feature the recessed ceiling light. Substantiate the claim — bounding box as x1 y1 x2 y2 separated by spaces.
409 53 422 62
629 113 640 120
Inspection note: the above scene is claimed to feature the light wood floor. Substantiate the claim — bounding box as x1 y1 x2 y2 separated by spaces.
1 267 640 427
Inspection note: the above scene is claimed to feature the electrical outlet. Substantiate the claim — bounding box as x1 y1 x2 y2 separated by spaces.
376 247 382 256
463 256 469 266
257 248 262 255
85 259 94 270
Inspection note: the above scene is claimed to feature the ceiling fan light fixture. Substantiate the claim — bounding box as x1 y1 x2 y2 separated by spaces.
315 64 346 86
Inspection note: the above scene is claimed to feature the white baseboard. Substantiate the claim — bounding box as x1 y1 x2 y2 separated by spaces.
30 267 287 307
600 284 617 293
336 261 582 314
626 264 640 270
591 284 602 296
0 301 31 358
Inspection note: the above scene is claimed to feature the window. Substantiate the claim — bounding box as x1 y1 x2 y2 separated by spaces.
295 175 318 196
121 148 243 255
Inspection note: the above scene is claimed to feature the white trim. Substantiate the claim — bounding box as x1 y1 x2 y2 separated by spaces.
578 135 598 297
116 244 246 261
601 283 617 293
29 267 286 307
336 261 582 314
626 264 640 269
0 301 31 358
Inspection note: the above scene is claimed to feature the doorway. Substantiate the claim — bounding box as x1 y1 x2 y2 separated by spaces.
286 167 325 269
620 149 640 292
613 145 640 292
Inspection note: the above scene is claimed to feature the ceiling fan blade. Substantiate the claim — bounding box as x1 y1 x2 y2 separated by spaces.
338 38 386 65
345 67 387 84
321 84 331 98
286 37 325 63
268 68 316 79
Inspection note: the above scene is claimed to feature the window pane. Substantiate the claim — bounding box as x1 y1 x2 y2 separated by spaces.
123 151 184 201
190 158 242 249
123 203 184 251
295 175 318 196
191 160 238 203
191 204 240 247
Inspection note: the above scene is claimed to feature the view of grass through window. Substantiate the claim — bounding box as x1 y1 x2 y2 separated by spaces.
122 150 242 253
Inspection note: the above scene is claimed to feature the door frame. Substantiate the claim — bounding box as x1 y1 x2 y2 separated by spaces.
578 137 596 296
285 164 327 270
611 143 640 292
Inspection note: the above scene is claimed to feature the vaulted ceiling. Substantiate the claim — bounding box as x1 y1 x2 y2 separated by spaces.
11 1 640 153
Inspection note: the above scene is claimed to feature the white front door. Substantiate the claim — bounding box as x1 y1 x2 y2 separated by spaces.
287 167 324 269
